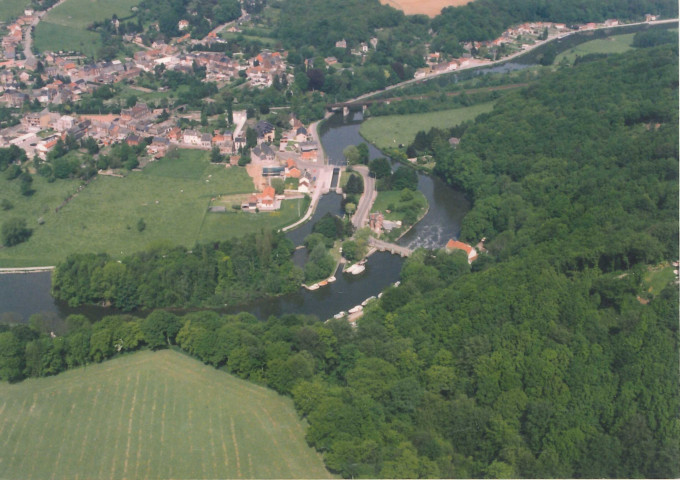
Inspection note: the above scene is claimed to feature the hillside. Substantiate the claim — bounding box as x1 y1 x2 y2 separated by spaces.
0 350 330 479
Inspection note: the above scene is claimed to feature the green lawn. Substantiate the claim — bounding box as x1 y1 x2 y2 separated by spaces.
372 189 427 222
555 33 636 65
0 350 331 479
199 198 308 241
0 0 30 23
0 150 265 267
220 31 279 47
360 102 495 150
33 0 140 55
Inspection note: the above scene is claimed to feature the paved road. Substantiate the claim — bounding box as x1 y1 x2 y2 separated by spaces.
22 0 69 64
351 165 376 229
345 18 679 105
281 164 334 232
308 116 330 165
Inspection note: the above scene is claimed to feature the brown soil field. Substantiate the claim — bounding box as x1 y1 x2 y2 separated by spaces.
380 0 473 17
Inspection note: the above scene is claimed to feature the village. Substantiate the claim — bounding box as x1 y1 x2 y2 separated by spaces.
0 7 666 289
0 6 657 168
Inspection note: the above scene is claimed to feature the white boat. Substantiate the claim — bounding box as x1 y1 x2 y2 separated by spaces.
307 283 319 290
346 263 365 275
327 276 336 283
348 305 363 314
333 311 346 319
394 281 401 287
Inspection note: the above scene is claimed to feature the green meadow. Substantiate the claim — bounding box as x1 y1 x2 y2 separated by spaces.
0 149 305 267
555 33 636 64
33 0 140 55
360 102 495 150
0 349 331 479
0 0 30 23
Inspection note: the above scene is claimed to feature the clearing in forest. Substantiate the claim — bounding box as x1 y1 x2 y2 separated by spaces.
0 350 331 480
379 0 473 17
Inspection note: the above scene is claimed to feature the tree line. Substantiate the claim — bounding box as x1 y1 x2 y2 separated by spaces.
51 230 303 310
2 239 677 477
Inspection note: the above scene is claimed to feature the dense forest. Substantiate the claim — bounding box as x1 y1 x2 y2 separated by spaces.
4 44 677 478
435 44 678 270
274 0 678 54
51 230 303 310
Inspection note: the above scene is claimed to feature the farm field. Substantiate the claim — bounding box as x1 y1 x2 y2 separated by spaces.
379 0 473 17
33 0 140 55
360 102 495 150
0 149 277 267
0 350 331 479
555 33 636 64
0 0 30 22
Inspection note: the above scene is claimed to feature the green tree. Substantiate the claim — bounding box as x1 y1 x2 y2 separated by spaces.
343 145 359 164
210 146 223 163
369 157 391 179
344 173 364 194
271 178 285 195
1 218 32 246
357 143 370 165
0 332 24 382
141 310 182 349
245 127 258 148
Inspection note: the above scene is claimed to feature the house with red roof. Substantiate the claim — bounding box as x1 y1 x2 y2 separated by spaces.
445 239 478 263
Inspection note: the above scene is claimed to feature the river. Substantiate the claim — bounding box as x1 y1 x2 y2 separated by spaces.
4 21 673 323
0 111 467 324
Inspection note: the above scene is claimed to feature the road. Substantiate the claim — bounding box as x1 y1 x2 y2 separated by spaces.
351 165 376 229
201 9 249 42
308 115 332 165
345 18 679 105
281 163 334 232
22 0 69 64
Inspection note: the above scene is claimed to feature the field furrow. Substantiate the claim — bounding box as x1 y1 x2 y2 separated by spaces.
0 350 330 479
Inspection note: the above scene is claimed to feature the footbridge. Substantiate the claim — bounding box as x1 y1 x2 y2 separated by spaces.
368 237 413 257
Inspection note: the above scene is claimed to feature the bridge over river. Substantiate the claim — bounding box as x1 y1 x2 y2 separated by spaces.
368 237 414 257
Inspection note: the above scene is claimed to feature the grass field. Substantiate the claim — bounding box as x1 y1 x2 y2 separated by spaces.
0 0 30 22
220 31 279 47
0 350 331 479
200 198 309 240
643 264 677 297
372 189 427 222
360 102 495 150
555 33 636 65
33 0 140 55
379 0 472 17
0 149 296 267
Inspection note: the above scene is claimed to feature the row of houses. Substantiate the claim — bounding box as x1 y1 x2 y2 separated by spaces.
420 17 628 76
1 9 35 61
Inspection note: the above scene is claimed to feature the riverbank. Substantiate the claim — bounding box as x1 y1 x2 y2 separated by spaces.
0 266 55 274
349 18 678 105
